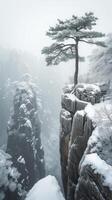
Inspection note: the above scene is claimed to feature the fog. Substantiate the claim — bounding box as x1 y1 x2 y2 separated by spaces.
0 0 112 53
0 0 111 76
0 0 112 192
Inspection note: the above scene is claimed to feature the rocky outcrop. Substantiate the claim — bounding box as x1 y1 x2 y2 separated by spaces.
6 76 45 192
75 83 101 104
0 150 20 200
60 83 112 200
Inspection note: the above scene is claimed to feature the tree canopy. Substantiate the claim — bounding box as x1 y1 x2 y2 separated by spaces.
42 12 106 85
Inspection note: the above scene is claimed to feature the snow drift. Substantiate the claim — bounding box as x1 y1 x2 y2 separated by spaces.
25 175 65 200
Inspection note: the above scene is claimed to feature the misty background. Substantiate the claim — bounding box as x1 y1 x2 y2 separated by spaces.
0 0 112 184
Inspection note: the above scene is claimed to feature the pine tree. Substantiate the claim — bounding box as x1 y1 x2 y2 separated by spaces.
42 12 106 86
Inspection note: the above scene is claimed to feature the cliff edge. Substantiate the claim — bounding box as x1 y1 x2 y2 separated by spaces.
60 83 112 200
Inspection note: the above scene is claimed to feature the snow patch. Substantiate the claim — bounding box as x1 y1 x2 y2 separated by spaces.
17 156 25 164
85 101 112 125
25 119 32 128
76 83 101 93
66 93 76 101
76 110 85 117
85 103 96 120
82 153 112 191
25 175 65 200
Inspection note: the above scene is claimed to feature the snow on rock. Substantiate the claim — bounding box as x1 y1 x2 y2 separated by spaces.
81 153 112 191
60 82 112 199
61 93 76 113
25 175 65 200
81 102 112 170
76 110 85 117
61 93 88 114
75 83 101 93
61 84 100 115
83 102 112 164
75 100 112 199
63 84 74 94
17 156 25 164
75 83 101 104
19 104 27 113
25 119 32 128
60 109 72 135
85 103 96 121
0 150 20 199
85 101 112 126
7 75 45 191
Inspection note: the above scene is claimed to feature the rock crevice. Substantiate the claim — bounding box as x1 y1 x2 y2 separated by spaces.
60 83 112 200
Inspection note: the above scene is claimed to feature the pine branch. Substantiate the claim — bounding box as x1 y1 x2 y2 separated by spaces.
42 43 75 55
79 39 107 47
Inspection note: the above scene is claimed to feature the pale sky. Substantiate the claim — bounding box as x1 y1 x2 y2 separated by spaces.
0 0 111 56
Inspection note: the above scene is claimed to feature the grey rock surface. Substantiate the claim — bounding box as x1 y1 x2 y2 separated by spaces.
7 80 45 191
60 83 112 200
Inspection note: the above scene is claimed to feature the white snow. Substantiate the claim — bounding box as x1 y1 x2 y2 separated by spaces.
0 150 20 199
60 109 72 120
85 101 112 125
85 103 96 121
82 153 112 191
63 93 76 102
76 83 101 93
63 84 74 93
25 175 65 200
20 104 26 110
80 100 112 191
19 103 27 113
25 119 32 128
15 78 36 101
84 102 112 161
76 110 85 117
17 156 25 164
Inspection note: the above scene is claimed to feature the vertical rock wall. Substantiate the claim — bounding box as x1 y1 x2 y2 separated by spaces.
60 83 112 200
7 78 45 191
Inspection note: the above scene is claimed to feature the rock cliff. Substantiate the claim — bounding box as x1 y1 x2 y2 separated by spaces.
6 75 45 192
0 150 20 200
60 83 112 200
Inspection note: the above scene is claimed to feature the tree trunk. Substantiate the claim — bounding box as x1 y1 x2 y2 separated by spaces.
74 40 79 86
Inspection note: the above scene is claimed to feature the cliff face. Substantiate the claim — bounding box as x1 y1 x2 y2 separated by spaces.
0 150 20 200
7 76 45 192
60 83 112 200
